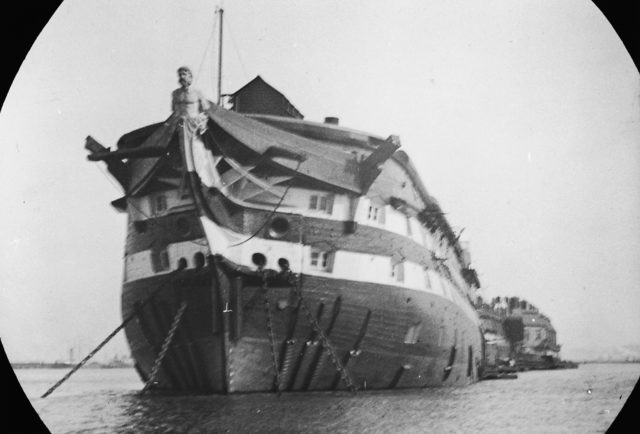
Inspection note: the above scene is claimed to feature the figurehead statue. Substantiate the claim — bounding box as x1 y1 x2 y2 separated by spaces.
171 66 211 119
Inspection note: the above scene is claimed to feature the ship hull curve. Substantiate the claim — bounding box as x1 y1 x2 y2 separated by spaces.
122 257 482 394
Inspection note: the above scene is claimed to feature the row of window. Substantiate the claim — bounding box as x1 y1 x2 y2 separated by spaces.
145 244 465 306
365 202 455 268
307 249 460 297
151 190 453 264
309 194 434 243
144 192 460 289
150 249 206 273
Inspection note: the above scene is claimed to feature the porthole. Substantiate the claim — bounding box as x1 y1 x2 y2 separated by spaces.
193 252 205 269
277 258 290 272
251 253 267 268
268 217 290 239
177 257 187 270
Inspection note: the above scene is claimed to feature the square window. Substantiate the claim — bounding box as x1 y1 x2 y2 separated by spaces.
160 250 170 270
155 195 167 213
368 205 380 221
310 249 332 271
309 194 333 214
319 196 327 211
151 248 170 272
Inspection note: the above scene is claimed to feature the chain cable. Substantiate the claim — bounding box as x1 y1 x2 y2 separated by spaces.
141 301 188 393
288 273 356 393
41 269 181 398
261 271 283 393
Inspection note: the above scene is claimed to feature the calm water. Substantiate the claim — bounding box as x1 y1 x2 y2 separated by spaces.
14 363 639 433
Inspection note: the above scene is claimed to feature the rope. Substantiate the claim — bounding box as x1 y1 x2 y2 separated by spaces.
227 160 301 247
288 274 356 393
226 18 249 82
41 269 180 398
93 163 125 195
40 319 129 399
141 301 188 393
195 9 218 93
261 272 282 393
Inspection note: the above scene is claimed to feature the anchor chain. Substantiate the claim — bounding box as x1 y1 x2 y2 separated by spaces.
289 274 356 393
261 272 282 392
142 301 188 393
41 269 182 399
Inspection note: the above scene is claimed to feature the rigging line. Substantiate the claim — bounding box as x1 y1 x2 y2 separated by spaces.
201 127 303 248
195 9 218 93
211 45 218 106
227 160 302 247
225 19 249 82
93 163 124 195
202 130 352 254
41 268 182 398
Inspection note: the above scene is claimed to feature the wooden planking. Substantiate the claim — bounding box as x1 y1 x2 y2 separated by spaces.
121 268 226 392
230 273 481 390
121 259 482 393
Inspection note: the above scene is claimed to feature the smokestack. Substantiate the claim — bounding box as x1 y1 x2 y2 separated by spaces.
324 116 339 125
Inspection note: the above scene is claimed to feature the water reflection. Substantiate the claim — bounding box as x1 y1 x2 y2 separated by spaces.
18 364 640 433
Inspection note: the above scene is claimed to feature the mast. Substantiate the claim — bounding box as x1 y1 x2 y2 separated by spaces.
217 7 224 106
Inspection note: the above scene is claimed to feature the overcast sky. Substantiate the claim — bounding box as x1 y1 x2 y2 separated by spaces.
1 0 638 363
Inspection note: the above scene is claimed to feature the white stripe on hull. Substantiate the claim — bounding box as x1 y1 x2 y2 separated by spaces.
123 237 210 283
199 217 479 325
121 217 479 326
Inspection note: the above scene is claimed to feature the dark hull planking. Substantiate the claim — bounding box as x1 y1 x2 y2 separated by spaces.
122 258 482 394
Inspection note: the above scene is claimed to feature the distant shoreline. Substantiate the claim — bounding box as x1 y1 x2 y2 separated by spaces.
10 360 640 370
11 362 134 369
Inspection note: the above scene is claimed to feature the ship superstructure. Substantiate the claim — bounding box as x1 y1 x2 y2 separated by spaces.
475 295 563 372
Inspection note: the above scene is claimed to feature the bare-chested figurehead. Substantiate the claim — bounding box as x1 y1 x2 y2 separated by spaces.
171 66 210 118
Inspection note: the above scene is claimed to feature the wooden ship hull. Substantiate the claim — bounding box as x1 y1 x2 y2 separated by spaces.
122 260 481 393
87 79 484 393
474 296 569 374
